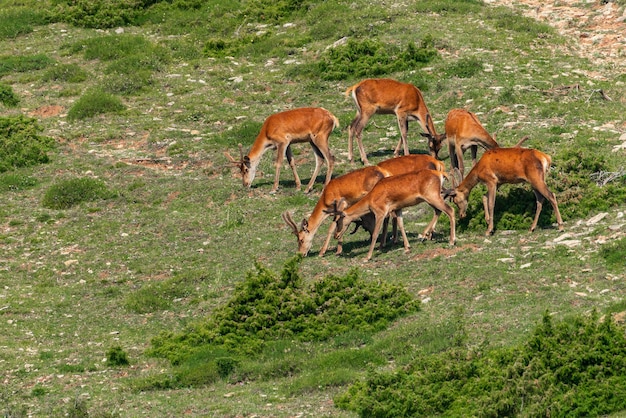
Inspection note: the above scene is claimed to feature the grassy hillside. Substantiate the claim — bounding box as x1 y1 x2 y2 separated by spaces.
1 0 625 416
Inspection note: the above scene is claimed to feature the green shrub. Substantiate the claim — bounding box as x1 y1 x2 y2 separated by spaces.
51 0 159 29
0 115 55 173
101 71 152 95
106 346 130 367
67 89 125 120
0 53 53 77
600 237 626 271
445 56 484 78
0 173 37 192
0 8 49 40
42 63 88 83
0 83 19 107
41 177 116 209
336 311 626 417
302 38 438 81
149 256 420 364
69 34 156 61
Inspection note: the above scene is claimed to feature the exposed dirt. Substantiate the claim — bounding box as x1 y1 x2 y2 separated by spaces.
488 0 626 75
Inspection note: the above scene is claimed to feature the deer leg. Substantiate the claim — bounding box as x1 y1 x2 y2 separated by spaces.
427 198 456 245
394 115 410 157
350 110 372 165
448 137 458 172
455 143 466 179
365 214 385 261
304 143 323 194
394 209 411 253
379 215 390 249
470 145 478 167
533 185 564 231
319 220 337 257
274 144 294 193
311 133 335 189
530 189 545 232
485 184 498 235
421 209 441 242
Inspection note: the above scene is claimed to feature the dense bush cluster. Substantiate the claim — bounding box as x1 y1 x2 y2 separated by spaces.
303 38 438 81
0 116 55 173
0 83 19 107
149 256 420 364
41 177 117 209
336 311 626 417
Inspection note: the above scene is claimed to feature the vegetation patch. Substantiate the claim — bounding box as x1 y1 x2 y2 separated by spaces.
42 63 88 83
0 8 48 40
298 38 438 81
599 237 626 271
41 177 117 209
106 346 130 367
67 89 125 120
0 83 19 107
50 0 157 29
0 53 53 77
0 173 37 192
144 256 419 387
336 311 626 417
0 116 55 173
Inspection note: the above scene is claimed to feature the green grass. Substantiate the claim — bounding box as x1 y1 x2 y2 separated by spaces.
0 0 625 416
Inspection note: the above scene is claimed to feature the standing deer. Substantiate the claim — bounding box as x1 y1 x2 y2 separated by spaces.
443 108 529 179
282 154 444 257
345 78 442 165
330 169 456 261
225 107 339 193
448 147 564 236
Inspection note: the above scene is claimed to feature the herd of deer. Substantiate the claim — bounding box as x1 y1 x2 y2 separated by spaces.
226 78 564 261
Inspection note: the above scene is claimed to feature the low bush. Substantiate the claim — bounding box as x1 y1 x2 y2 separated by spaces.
336 311 626 417
41 177 117 209
145 256 420 387
600 237 626 271
51 0 158 29
42 63 88 83
0 83 19 107
0 8 49 40
297 38 438 81
0 53 53 77
0 116 55 173
0 173 37 192
67 89 125 120
106 346 130 367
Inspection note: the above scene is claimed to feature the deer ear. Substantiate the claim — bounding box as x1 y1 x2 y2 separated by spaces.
420 132 431 138
301 219 309 232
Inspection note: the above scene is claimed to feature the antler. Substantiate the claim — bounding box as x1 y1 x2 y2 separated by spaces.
282 211 299 236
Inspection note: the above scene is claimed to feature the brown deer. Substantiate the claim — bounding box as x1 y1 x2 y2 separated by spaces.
330 169 456 261
225 107 339 193
442 108 529 179
282 154 443 257
448 147 564 236
345 78 442 165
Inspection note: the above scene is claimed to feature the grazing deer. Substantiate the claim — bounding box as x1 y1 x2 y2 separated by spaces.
330 169 456 261
225 107 339 193
345 78 442 165
442 108 529 179
283 154 444 257
448 147 564 236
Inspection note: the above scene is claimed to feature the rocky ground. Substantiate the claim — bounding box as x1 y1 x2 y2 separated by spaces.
488 0 625 74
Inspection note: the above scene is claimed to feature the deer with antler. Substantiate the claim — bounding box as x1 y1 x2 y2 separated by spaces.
329 169 456 261
448 146 564 236
282 154 444 257
442 108 529 179
225 107 339 193
345 78 443 165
